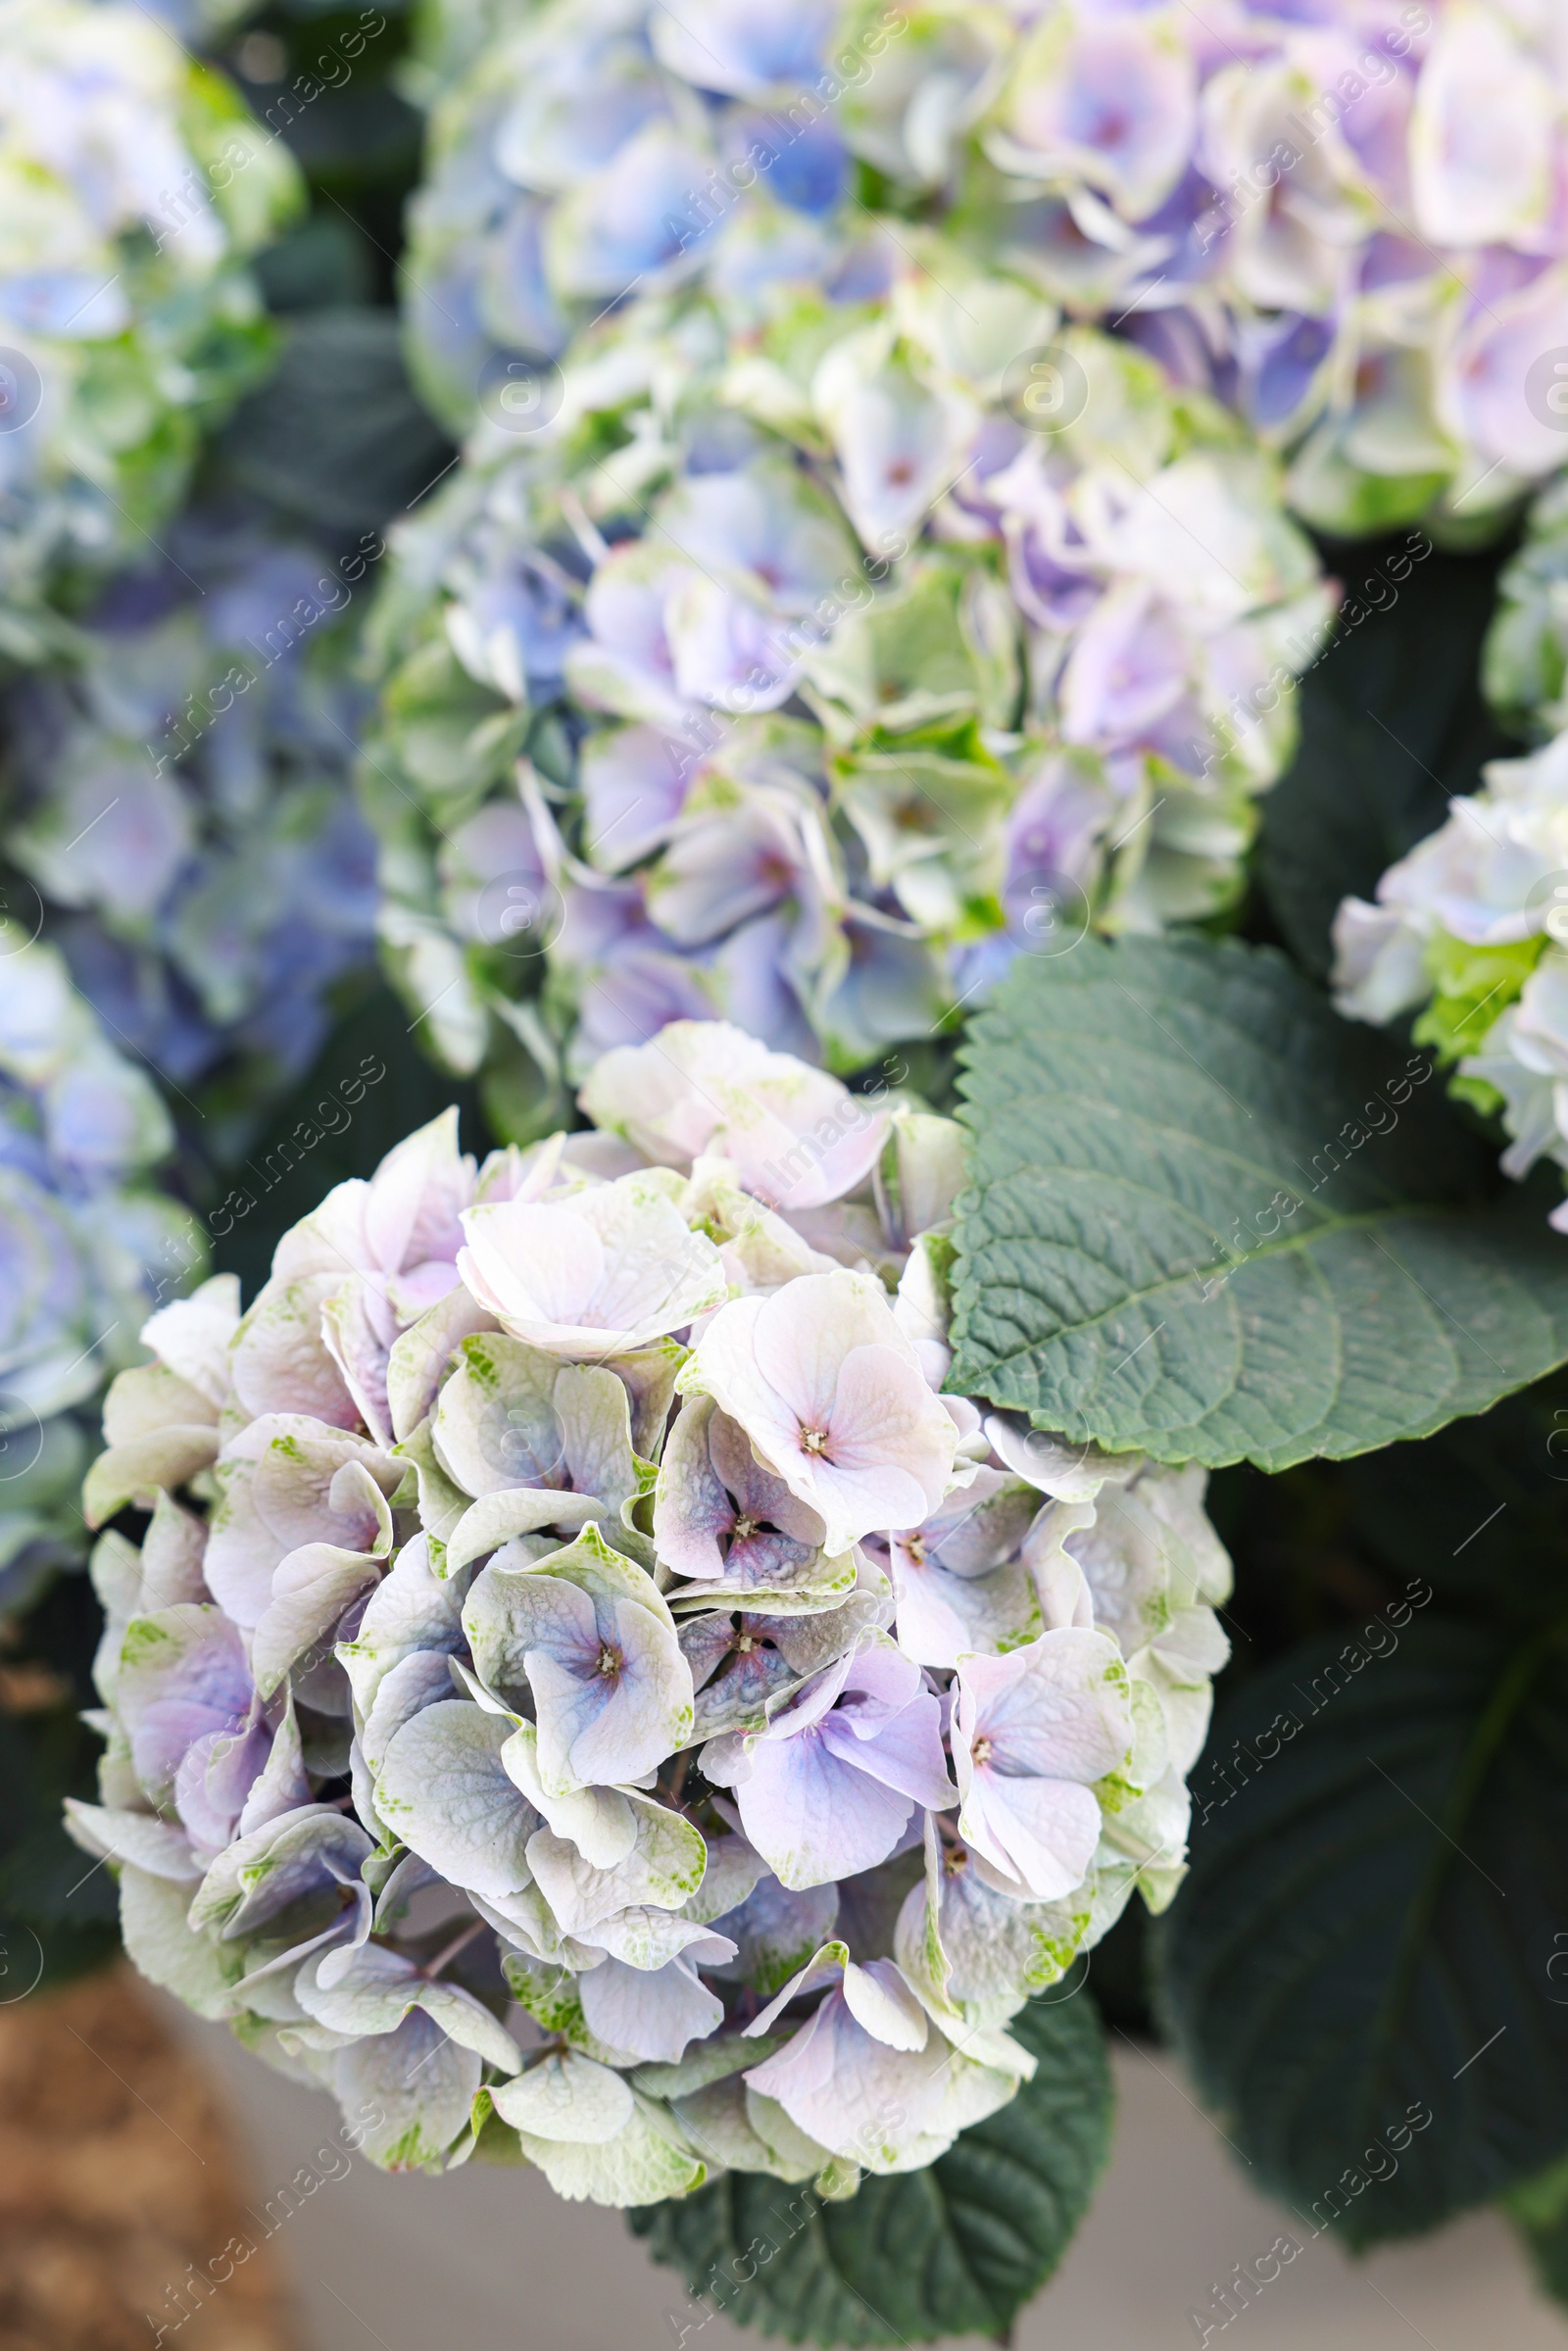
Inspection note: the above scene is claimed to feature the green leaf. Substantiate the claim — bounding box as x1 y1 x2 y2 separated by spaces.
948 933 1568 1470
1157 1592 1568 2243
1505 2150 1568 2307
1254 540 1512 979
627 1988 1112 2345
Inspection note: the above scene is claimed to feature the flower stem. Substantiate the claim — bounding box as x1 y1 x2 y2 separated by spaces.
422 1916 487 1981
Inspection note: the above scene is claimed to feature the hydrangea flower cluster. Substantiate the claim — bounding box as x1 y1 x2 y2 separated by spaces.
398 0 988 428
365 263 1330 1100
398 0 1568 539
0 936 191 1612
972 0 1568 539
1332 728 1568 1226
1 508 380 1131
68 1018 1230 2199
1484 476 1568 746
0 0 300 653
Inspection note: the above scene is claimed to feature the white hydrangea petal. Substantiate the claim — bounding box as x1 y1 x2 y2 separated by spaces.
331 2010 480 2173
236 1692 312 1838
63 1799 198 1881
578 1951 724 2063
507 2092 705 2204
337 1533 468 1723
386 1286 499 1444
229 1276 358 1431
375 1701 537 1899
526 1793 707 1935
189 1806 372 1940
491 2049 634 2144
691 1272 956 1552
362 1649 459 1781
671 2076 820 2181
251 1543 383 1700
579 1021 890 1208
500 1722 640 1869
118 1863 240 2021
744 1961 976 2174
139 1273 241 1409
458 1171 725 1355
443 1488 604 1576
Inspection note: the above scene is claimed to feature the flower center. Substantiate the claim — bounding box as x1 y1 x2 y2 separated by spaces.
799 1425 830 1455
732 1514 758 1541
597 1644 622 1678
971 1736 993 1767
903 1535 926 1564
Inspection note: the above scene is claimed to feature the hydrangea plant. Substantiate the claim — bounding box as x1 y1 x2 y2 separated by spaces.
67 1016 1230 2198
0 0 301 657
397 0 1568 540
0 935 193 1613
0 506 380 1144
1331 726 1568 1226
363 257 1331 1119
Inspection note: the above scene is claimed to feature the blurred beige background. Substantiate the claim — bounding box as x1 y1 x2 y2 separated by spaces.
161 1994 1567 2351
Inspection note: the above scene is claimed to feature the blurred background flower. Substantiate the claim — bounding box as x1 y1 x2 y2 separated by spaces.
0 506 381 1163
396 0 1568 544
0 936 189 1615
0 0 302 658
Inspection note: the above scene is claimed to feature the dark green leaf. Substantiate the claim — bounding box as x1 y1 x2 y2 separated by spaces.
949 933 1568 1469
627 1987 1112 2345
1255 540 1513 978
212 309 452 540
1158 1598 1568 2243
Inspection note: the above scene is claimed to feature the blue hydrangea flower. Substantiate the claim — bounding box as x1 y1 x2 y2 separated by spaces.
69 1036 1231 2194
1 508 380 1133
402 0 1568 541
363 257 1330 1108
0 935 191 1610
0 0 302 649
